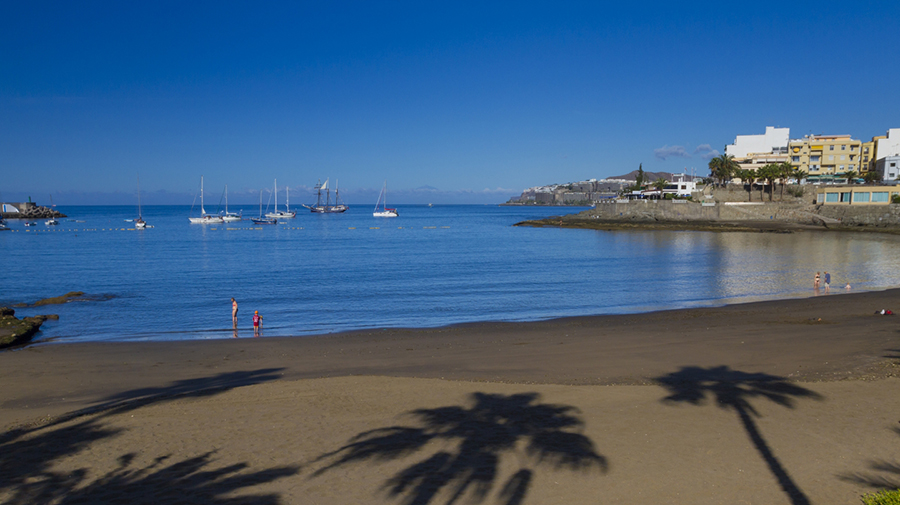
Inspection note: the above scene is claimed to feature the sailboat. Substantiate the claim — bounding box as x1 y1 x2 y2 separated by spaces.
135 175 150 229
251 190 277 225
221 185 242 222
265 179 296 219
303 178 348 213
189 176 224 224
373 181 398 217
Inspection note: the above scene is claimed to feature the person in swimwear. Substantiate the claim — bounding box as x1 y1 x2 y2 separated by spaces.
253 310 262 337
231 298 238 328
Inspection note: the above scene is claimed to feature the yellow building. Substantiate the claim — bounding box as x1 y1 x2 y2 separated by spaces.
789 135 862 180
860 134 887 174
816 186 900 205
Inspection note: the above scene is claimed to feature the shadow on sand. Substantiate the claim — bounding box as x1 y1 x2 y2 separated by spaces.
0 368 299 504
654 365 823 505
840 426 900 491
311 392 606 505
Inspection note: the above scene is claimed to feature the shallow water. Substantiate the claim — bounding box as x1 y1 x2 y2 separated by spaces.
2 205 898 343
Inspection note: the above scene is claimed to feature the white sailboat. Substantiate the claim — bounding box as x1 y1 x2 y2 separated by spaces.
373 181 398 217
265 179 296 219
221 185 242 222
189 176 224 224
303 178 348 213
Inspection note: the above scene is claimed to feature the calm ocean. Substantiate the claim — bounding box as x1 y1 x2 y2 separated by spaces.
3 204 900 344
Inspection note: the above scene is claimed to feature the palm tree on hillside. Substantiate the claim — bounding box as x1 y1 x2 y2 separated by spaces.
709 154 739 187
864 171 882 185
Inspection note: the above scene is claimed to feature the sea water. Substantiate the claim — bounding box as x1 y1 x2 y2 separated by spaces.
2 204 900 344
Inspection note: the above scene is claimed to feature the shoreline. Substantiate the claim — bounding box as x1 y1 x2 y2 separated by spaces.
517 216 900 234
3 286 899 427
4 288 900 504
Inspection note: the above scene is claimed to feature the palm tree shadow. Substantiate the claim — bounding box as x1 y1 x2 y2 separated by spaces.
840 426 900 490
654 365 823 505
311 392 606 505
1 368 298 504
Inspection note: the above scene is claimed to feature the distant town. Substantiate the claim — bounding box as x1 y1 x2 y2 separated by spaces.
506 126 900 206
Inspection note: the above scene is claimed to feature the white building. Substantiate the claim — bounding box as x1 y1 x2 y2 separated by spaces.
725 126 790 159
876 155 900 182
876 128 900 159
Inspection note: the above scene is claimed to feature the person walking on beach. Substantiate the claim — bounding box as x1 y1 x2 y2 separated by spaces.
824 271 831 292
814 272 820 290
253 310 262 337
231 298 238 328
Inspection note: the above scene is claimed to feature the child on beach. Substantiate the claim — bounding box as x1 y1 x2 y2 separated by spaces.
253 310 262 337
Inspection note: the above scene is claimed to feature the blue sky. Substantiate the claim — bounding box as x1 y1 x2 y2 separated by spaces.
2 1 899 205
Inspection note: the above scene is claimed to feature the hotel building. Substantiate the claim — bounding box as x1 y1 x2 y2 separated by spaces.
788 135 862 181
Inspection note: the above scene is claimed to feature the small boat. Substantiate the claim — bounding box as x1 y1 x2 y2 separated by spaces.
265 179 296 219
45 218 59 226
135 175 150 229
24 221 36 227
251 189 277 225
0 219 8 231
221 184 242 222
373 181 398 217
189 176 224 224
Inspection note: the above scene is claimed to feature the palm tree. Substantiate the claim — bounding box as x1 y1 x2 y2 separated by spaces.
793 168 808 184
653 178 668 199
864 171 882 185
779 162 794 200
843 170 858 184
709 154 739 187
736 169 754 202
757 164 777 201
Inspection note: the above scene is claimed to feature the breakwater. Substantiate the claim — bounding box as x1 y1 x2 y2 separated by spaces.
1 202 66 219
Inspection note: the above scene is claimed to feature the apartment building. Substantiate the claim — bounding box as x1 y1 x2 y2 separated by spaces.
788 135 862 180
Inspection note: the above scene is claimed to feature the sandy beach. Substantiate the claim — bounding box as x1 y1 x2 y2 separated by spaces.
3 289 900 504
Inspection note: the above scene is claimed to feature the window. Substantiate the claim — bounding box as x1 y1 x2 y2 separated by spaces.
850 155 855 161
865 147 870 154
851 145 858 151
830 145 835 151
817 193 825 203
854 192 870 203
841 155 846 161
873 192 889 203
840 165 845 170
825 193 838 203
841 145 846 151
829 155 835 161
792 156 800 162
840 192 851 203
811 155 820 162
892 162 897 167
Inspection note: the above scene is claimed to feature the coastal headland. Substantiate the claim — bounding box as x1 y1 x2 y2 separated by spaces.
2 289 900 503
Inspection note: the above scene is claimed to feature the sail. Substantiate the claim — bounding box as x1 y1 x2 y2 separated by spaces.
321 179 328 190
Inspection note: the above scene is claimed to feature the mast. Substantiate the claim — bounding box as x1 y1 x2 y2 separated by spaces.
286 186 290 212
274 179 278 212
137 175 143 220
225 184 228 214
200 176 206 216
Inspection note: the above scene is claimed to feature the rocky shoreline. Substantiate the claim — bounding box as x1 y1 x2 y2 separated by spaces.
0 308 57 349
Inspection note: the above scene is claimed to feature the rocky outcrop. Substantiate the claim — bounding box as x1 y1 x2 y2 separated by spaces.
0 308 58 348
13 291 86 308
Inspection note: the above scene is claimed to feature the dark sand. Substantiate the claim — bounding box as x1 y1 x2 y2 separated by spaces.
3 289 900 504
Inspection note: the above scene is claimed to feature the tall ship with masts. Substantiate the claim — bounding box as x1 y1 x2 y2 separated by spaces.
303 179 348 213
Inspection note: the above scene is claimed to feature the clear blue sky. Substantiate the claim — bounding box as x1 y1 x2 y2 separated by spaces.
2 1 899 205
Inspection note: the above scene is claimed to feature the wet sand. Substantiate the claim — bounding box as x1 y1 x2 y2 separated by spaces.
3 289 900 504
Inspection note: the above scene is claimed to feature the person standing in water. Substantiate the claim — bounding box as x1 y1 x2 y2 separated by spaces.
253 310 262 337
231 298 238 328
824 271 831 292
814 272 820 290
